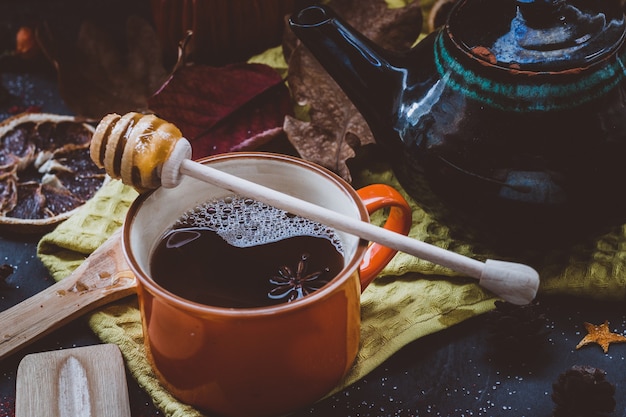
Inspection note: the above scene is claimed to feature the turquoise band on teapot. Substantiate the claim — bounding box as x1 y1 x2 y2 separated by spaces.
434 33 626 112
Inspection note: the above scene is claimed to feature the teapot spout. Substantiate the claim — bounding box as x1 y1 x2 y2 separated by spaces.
289 5 404 134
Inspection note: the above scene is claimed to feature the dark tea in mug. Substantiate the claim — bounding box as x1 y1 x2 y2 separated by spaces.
149 196 345 308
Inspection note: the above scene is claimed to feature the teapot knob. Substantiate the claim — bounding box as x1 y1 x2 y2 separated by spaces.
516 0 565 27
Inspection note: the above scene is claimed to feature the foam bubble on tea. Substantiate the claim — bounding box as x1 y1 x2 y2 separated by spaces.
150 196 345 308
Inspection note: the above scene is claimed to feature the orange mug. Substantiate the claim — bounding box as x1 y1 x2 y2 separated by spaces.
122 152 411 417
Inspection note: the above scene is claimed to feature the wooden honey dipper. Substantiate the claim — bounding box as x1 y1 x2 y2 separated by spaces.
91 112 540 305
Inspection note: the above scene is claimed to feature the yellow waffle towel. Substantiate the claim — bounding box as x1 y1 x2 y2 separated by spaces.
37 161 626 417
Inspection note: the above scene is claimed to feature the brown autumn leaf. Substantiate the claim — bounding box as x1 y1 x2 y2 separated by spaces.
36 15 168 119
283 0 423 181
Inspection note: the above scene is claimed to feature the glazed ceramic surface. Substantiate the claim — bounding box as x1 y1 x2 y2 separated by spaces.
290 0 626 247
122 153 411 417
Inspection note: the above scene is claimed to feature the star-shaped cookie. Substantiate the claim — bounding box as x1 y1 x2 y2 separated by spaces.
576 321 626 353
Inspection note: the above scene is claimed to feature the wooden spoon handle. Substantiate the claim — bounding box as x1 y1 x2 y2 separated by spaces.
0 229 137 360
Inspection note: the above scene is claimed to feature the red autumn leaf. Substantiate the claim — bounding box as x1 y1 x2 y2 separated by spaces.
148 62 293 160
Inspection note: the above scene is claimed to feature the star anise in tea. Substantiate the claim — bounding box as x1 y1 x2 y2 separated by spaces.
268 253 330 302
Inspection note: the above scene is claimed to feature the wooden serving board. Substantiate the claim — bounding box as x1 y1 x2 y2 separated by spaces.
15 343 131 417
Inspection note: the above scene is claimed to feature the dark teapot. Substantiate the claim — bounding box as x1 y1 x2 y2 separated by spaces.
289 0 626 249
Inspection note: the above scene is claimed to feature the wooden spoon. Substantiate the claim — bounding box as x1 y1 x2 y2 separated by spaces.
0 229 136 361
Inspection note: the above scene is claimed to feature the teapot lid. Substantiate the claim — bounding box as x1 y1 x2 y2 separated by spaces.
448 0 626 71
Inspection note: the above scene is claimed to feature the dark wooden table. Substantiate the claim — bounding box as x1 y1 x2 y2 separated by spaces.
1 1 626 416
3 231 626 417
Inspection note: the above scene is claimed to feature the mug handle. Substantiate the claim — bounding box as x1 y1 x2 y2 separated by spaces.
356 184 413 290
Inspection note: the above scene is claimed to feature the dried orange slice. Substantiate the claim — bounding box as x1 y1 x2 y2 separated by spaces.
0 113 107 233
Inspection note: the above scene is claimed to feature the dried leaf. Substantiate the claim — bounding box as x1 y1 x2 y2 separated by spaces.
427 0 456 32
148 62 293 160
15 26 41 60
331 0 423 51
283 0 422 181
283 45 374 181
36 16 168 119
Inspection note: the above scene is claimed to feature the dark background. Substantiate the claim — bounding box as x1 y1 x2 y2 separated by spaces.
1 1 626 416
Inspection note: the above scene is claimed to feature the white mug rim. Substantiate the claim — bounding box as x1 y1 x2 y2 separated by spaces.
122 152 370 317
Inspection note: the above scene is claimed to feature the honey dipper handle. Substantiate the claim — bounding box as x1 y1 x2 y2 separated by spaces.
0 230 136 361
164 140 539 305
